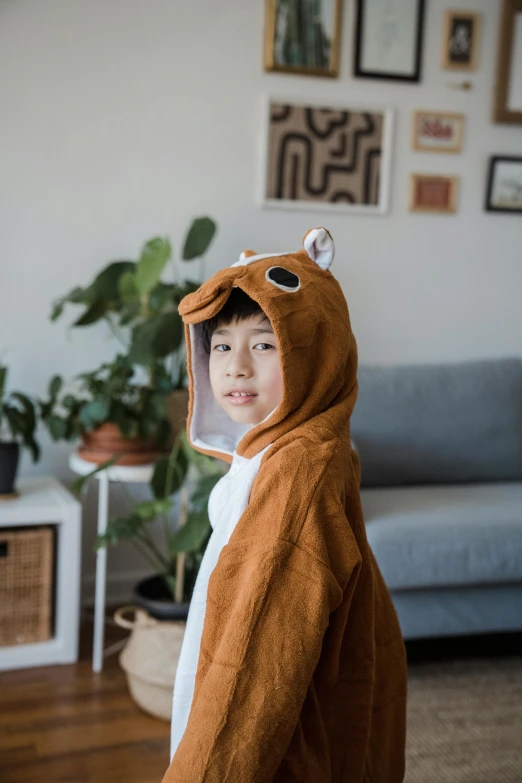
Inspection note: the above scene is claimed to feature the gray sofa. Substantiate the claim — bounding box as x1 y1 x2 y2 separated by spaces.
351 357 522 640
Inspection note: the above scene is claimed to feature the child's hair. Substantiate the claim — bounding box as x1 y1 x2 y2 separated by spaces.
201 287 265 354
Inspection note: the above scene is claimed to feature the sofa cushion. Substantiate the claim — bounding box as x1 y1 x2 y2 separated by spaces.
351 357 522 487
360 482 522 591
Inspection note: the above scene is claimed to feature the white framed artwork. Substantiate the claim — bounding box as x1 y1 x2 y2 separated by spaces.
412 111 465 153
260 96 394 215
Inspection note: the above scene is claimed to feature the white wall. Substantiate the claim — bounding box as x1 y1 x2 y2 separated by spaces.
1 0 521 603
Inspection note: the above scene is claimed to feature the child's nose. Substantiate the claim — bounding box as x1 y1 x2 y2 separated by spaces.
226 351 253 377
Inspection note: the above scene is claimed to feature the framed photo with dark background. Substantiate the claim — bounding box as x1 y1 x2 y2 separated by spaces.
354 0 426 82
493 0 522 124
485 156 522 214
441 10 482 71
264 0 343 77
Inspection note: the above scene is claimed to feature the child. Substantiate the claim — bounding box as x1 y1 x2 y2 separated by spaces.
162 228 407 783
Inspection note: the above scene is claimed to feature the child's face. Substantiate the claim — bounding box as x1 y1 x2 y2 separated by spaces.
208 313 283 426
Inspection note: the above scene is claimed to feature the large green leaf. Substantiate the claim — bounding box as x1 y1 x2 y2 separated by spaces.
74 297 107 326
118 270 138 302
171 509 211 553
182 217 217 261
91 261 136 301
47 415 68 441
9 392 36 434
148 282 178 313
129 312 183 364
49 375 62 399
79 396 111 429
151 449 188 499
0 366 7 402
135 237 171 295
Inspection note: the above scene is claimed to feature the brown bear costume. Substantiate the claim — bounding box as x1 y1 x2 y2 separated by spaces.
162 228 407 782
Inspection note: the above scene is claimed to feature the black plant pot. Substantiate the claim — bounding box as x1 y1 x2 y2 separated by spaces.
133 574 190 622
0 442 20 496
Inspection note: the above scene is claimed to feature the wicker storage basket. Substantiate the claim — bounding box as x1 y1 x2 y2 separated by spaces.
114 605 186 721
0 526 54 646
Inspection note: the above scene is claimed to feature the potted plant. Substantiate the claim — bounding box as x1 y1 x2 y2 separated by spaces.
72 426 226 721
39 354 174 465
49 217 217 433
0 365 40 497
94 426 225 612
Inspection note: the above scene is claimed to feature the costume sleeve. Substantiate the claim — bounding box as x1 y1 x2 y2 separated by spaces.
161 465 361 783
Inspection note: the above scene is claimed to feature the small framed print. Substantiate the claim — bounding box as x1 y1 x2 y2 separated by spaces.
262 97 395 215
442 11 482 71
485 156 522 213
264 0 343 77
412 111 464 153
493 0 522 124
409 174 459 213
354 0 426 82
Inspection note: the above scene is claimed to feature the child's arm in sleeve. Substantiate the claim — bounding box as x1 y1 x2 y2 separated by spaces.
162 543 343 782
162 454 362 783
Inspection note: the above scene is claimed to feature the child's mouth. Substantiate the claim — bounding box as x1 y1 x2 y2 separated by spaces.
226 392 258 405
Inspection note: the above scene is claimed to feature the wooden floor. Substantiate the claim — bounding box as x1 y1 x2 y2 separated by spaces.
1 608 520 783
0 608 171 783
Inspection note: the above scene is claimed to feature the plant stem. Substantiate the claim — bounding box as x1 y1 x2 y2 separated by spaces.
104 315 128 349
132 538 160 572
136 530 169 569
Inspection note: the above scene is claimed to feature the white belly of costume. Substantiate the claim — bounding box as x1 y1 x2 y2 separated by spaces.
170 443 272 760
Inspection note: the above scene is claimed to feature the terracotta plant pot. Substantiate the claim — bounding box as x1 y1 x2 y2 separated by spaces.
78 422 163 466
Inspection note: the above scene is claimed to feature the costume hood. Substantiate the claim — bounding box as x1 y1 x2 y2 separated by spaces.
178 227 358 463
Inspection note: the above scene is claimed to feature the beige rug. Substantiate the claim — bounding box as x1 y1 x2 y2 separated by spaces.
406 657 522 782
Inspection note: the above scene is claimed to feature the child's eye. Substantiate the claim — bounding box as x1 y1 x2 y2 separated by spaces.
255 343 274 351
213 344 230 352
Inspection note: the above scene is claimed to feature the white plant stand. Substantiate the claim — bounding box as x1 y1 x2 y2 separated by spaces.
68 452 154 673
0 476 82 672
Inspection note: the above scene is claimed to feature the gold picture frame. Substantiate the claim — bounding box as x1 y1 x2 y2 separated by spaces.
409 174 459 213
412 111 465 153
441 10 482 71
493 0 522 124
264 0 343 77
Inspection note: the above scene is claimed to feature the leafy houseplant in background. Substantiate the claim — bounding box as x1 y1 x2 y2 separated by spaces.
0 365 40 497
44 215 221 602
39 354 174 465
50 217 216 387
43 216 216 463
94 427 226 617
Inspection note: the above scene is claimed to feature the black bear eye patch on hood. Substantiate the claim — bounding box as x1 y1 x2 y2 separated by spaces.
265 267 301 292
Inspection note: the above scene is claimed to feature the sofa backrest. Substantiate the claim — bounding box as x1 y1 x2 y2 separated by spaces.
351 357 522 487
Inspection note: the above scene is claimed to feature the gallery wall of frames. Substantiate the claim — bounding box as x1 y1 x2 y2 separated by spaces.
262 0 522 216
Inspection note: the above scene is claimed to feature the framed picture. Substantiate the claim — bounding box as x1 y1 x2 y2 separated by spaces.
409 174 459 213
264 0 343 77
412 111 464 153
261 98 394 215
485 156 522 213
493 0 522 124
441 10 482 71
354 0 426 82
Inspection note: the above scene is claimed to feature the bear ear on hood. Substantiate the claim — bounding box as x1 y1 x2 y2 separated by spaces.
239 249 257 261
303 227 335 271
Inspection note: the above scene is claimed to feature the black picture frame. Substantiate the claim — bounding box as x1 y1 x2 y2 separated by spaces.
354 0 426 82
485 156 522 214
